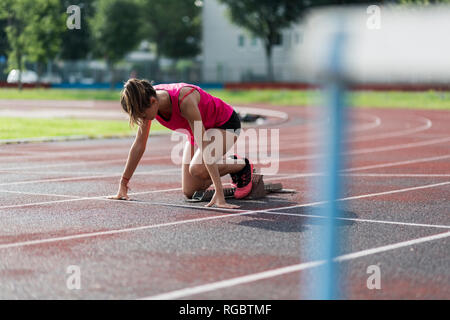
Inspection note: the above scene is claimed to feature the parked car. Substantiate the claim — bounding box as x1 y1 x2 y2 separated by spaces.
7 69 38 84
41 73 62 84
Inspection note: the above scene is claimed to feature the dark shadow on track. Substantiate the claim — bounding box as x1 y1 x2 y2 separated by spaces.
233 208 357 233
234 213 308 233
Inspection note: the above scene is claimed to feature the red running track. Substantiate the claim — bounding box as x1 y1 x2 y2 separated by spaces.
0 104 449 299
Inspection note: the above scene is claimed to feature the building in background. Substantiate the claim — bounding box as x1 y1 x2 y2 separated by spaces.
201 0 305 83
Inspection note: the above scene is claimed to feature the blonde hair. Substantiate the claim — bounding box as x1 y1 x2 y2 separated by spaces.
120 78 156 127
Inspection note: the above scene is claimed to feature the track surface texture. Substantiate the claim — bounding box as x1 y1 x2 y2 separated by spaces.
0 103 449 299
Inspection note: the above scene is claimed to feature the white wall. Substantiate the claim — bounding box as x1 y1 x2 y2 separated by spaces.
202 0 305 82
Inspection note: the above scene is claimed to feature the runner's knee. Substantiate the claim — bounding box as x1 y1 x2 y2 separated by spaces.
183 188 195 199
189 164 209 180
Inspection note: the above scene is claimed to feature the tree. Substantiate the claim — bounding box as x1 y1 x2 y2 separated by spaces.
26 0 65 85
90 0 143 89
140 0 201 78
0 0 65 88
218 0 309 81
0 19 8 57
60 0 96 61
218 0 417 81
0 0 30 89
0 18 9 80
398 0 450 3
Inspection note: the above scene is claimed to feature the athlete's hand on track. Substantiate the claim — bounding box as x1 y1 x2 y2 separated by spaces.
205 192 240 209
108 183 130 201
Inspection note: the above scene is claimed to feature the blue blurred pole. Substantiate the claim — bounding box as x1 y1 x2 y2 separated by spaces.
313 22 347 300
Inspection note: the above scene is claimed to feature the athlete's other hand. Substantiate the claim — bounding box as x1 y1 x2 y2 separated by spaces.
205 192 240 209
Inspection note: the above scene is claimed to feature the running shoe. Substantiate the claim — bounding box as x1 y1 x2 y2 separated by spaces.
234 157 254 199
229 154 241 188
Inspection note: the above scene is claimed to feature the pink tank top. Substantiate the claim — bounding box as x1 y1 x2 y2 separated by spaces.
153 83 234 145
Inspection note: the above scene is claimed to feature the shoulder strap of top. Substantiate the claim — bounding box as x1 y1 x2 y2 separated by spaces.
179 87 197 107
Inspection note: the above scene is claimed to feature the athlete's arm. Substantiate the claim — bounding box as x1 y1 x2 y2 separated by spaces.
110 120 151 200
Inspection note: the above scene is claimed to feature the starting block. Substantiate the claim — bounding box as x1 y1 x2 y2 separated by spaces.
186 174 296 203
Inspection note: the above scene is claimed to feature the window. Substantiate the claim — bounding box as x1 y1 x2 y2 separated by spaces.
238 35 245 47
294 33 302 45
273 33 282 46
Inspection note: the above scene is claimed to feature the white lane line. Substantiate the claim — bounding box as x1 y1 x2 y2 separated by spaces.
278 114 429 145
349 136 450 156
0 154 172 172
330 181 450 202
142 231 450 300
105 180 450 216
257 135 450 164
351 116 432 142
122 171 450 179
285 154 450 177
0 187 182 210
0 158 128 172
261 211 450 230
235 115 430 154
0 105 284 163
100 200 450 229
0 213 241 250
0 168 179 187
0 147 134 161
0 161 448 211
349 113 381 132
0 137 178 161
2 133 449 187
0 151 448 210
0 181 448 250
281 112 381 143
344 154 450 172
334 231 450 262
143 260 325 300
0 112 429 172
240 160 450 183
343 173 450 178
0 189 78 199
0 170 124 175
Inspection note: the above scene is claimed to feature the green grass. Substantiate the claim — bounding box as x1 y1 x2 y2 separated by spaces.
209 89 450 110
0 117 168 140
1 88 447 140
1 88 450 110
350 90 450 110
0 88 121 101
208 89 312 106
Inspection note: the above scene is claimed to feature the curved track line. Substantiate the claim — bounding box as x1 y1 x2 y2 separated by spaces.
276 112 428 146
2 134 449 186
279 111 382 143
257 115 432 153
351 116 432 142
353 112 382 131
0 111 420 164
0 112 432 171
271 136 450 163
0 106 288 160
